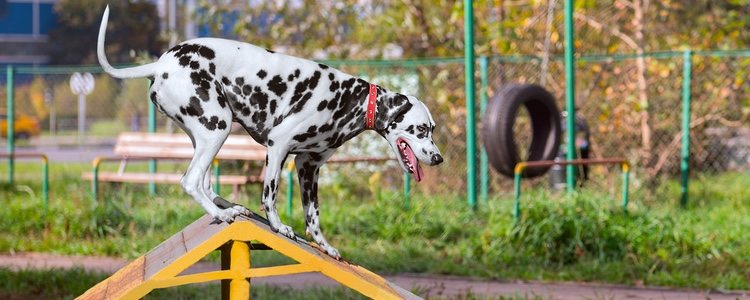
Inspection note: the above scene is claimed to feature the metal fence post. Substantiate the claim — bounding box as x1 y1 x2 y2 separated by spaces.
404 173 411 209
286 166 294 218
479 56 489 204
680 49 693 207
464 0 477 210
6 66 15 185
148 91 157 195
564 0 577 192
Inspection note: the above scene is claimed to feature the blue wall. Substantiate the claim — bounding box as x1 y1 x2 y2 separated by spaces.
0 2 57 35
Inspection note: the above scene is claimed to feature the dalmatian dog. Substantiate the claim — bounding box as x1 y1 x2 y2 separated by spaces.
97 6 443 259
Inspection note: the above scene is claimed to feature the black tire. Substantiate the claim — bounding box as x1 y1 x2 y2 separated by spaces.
482 84 561 178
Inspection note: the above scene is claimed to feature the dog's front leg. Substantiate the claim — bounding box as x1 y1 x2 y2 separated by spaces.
262 149 295 239
294 151 340 259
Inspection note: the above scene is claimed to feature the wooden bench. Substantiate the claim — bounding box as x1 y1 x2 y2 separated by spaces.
83 132 395 200
83 132 267 199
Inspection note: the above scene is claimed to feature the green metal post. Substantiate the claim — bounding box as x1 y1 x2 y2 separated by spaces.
148 96 156 195
213 160 220 195
680 49 693 207
464 0 477 210
479 56 489 204
286 168 293 217
92 163 99 200
42 156 49 214
564 0 577 192
6 66 15 185
513 171 521 223
622 164 630 212
404 173 411 209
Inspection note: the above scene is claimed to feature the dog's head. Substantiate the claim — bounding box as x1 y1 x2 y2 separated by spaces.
376 94 443 182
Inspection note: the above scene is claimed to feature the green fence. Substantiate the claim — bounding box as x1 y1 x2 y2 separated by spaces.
3 50 750 209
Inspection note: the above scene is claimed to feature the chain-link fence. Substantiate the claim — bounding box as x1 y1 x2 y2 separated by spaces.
2 51 749 207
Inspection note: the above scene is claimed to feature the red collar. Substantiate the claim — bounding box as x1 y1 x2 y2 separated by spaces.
365 83 378 129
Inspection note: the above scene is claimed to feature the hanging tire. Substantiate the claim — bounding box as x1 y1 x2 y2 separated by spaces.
482 84 561 178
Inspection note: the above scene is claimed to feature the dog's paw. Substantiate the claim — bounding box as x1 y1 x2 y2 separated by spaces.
273 223 295 240
231 205 251 216
321 244 341 260
212 206 246 223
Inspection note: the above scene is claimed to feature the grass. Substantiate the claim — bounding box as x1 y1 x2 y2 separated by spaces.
0 162 749 293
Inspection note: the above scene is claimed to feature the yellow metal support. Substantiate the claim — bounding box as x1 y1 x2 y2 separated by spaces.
77 213 421 300
229 241 250 300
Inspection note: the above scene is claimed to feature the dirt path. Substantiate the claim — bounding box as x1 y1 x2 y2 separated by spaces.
1 252 747 300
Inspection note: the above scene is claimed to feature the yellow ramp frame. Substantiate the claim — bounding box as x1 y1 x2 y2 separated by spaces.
77 213 421 300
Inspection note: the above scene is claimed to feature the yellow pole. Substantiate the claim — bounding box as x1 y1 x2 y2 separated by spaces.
230 241 251 299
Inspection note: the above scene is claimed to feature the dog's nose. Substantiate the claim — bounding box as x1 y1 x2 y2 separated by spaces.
431 154 444 165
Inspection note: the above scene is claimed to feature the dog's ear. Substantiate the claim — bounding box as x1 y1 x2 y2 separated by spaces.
375 94 413 131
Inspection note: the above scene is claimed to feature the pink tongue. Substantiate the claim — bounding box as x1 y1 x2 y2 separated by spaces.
404 145 423 182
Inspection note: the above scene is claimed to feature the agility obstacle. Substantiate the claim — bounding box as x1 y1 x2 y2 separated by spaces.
77 213 420 299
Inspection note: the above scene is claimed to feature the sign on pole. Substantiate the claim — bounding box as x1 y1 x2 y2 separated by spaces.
70 72 95 142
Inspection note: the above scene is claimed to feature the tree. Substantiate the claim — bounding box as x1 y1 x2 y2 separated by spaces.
48 0 165 65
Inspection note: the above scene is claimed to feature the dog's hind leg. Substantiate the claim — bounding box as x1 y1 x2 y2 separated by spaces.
201 164 242 209
181 124 249 223
294 151 340 259
261 146 295 239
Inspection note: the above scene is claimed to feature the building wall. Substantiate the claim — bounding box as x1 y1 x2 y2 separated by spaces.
0 0 59 65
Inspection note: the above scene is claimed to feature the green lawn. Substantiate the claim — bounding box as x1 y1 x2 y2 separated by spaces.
0 162 749 294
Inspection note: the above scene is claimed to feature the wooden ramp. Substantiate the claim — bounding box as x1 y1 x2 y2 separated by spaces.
77 213 421 300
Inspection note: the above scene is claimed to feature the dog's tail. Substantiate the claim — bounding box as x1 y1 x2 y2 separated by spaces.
97 5 159 79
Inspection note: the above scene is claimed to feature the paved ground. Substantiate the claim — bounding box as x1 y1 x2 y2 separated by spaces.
1 252 747 299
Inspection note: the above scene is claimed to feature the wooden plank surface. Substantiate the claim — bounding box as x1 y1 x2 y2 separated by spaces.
82 172 255 185
77 256 146 300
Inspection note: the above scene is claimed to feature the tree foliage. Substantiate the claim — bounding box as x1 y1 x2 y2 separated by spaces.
48 0 165 65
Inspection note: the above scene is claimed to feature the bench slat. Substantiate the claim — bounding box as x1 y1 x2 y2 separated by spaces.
115 132 266 160
82 172 260 185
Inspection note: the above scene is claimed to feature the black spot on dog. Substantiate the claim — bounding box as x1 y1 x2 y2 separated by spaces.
196 87 210 101
179 56 191 67
199 115 221 130
257 70 267 79
250 90 269 110
209 63 216 75
319 122 334 132
235 77 245 86
270 100 277 114
189 61 200 70
293 125 318 142
268 139 274 146
174 115 183 123
162 73 169 79
197 46 215 59
294 69 300 78
221 77 231 85
167 44 183 54
329 80 340 92
266 48 275 53
318 63 329 69
267 75 287 96
218 120 227 130
317 101 328 111
181 96 204 117
328 73 334 80
406 125 415 134
242 85 252 96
